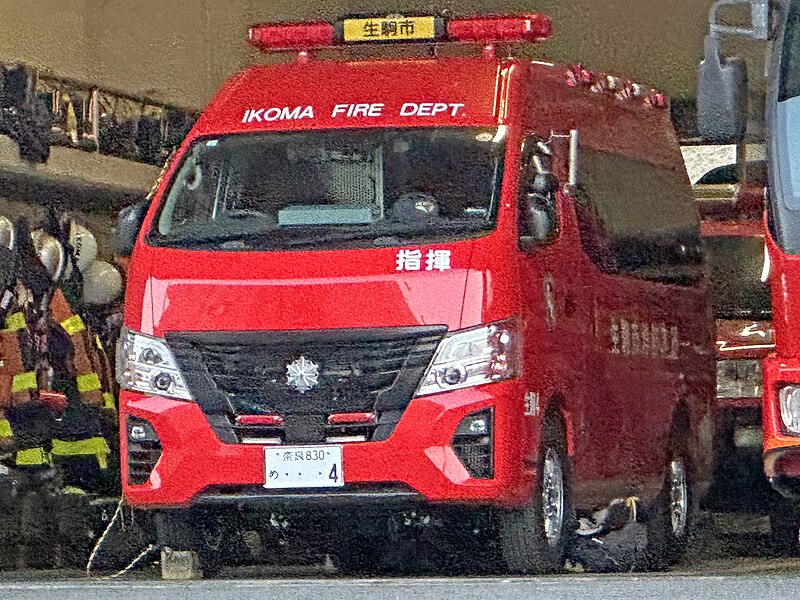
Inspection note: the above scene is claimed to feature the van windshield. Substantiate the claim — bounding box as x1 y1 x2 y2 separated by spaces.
149 127 504 251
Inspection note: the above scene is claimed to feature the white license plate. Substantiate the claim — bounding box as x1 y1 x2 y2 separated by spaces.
264 445 344 489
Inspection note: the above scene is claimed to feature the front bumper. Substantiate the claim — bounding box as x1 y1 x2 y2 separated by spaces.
762 356 800 497
120 379 535 510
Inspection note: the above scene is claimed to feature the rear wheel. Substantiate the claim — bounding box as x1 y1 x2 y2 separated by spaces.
646 434 693 569
497 414 573 574
769 501 800 556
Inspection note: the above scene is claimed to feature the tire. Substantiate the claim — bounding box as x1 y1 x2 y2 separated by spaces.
646 431 693 570
497 413 573 574
770 501 800 556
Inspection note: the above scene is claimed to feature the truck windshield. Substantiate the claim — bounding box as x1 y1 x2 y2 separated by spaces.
705 235 772 320
780 0 800 102
149 127 504 250
772 0 800 248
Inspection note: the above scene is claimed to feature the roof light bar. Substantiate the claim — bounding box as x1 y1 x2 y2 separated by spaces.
447 14 552 44
247 14 552 53
248 21 335 51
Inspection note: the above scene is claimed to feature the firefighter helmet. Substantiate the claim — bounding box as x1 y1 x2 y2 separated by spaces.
0 216 14 250
30 229 66 281
82 260 123 305
68 220 98 273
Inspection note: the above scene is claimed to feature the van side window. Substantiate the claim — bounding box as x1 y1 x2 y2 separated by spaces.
574 150 703 285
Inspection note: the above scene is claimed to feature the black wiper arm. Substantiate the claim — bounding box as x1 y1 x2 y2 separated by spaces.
281 230 383 248
148 229 273 247
280 222 490 248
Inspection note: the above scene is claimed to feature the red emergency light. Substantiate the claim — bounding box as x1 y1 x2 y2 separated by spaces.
248 21 336 51
327 412 377 425
447 14 552 44
248 14 552 53
236 414 285 427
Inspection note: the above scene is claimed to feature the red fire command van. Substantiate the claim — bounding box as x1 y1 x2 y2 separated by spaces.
114 14 715 575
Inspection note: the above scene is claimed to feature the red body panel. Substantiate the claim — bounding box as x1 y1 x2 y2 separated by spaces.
763 231 800 480
120 55 714 512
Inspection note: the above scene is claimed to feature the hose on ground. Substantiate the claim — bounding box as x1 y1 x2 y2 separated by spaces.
85 497 158 579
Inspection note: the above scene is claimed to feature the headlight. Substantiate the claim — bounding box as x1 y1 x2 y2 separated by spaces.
116 328 193 400
780 385 800 435
415 320 519 397
716 359 763 399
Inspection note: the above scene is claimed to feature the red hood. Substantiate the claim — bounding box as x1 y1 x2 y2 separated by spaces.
715 318 774 360
138 242 485 337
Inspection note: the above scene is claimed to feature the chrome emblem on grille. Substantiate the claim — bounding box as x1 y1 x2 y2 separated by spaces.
286 356 319 394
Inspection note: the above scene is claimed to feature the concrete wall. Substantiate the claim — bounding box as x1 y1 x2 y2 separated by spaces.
0 0 753 110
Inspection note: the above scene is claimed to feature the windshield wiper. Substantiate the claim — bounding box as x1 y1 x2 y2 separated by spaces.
279 222 490 249
151 220 492 250
148 229 273 248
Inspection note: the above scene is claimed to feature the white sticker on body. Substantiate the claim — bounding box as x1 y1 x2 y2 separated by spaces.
396 248 451 271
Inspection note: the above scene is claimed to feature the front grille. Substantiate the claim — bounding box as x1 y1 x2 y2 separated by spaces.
127 416 162 486
167 326 446 444
128 440 162 485
452 438 493 478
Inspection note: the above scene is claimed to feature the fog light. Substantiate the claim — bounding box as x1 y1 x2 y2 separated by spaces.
127 416 158 442
452 409 493 478
458 414 489 435
780 385 800 434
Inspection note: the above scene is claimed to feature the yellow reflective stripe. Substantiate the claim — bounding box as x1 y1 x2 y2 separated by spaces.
96 335 104 351
61 314 85 336
4 312 26 332
103 392 116 410
0 418 11 438
76 372 101 393
11 371 37 392
16 447 49 466
51 437 110 469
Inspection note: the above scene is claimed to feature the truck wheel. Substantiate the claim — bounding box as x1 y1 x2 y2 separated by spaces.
646 436 693 570
497 414 573 574
770 501 800 556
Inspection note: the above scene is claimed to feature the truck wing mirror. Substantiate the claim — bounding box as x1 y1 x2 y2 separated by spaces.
114 202 148 257
530 171 559 196
522 192 556 246
697 34 748 143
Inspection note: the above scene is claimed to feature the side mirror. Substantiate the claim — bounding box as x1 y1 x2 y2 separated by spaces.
697 35 748 143
522 192 556 245
531 171 559 196
114 202 148 257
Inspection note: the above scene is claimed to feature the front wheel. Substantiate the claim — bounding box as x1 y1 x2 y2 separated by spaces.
497 414 573 574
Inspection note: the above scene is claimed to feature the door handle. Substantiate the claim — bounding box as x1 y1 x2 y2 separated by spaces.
564 293 576 318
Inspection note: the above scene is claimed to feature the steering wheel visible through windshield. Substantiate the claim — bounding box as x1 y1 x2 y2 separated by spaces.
149 127 505 251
